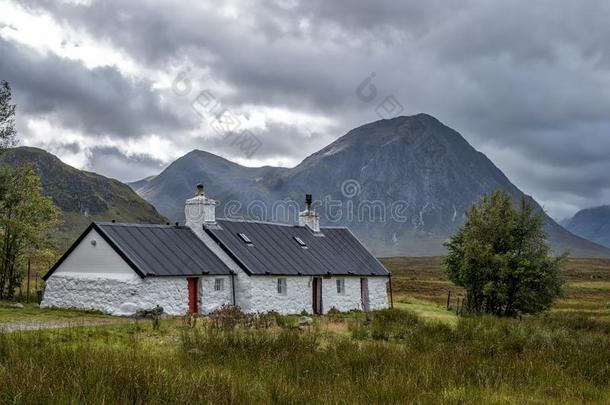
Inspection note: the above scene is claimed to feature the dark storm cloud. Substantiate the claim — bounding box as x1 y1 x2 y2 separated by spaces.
45 141 81 155
0 37 190 137
191 121 336 163
86 146 166 182
8 0 610 218
18 0 376 114
291 0 466 35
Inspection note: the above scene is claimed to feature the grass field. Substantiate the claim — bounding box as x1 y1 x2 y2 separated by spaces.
380 257 610 322
0 257 609 404
0 302 113 324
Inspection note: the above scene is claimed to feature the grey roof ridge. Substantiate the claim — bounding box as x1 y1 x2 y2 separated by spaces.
216 217 297 227
207 219 389 277
95 221 187 228
216 217 348 230
203 225 256 276
95 220 349 232
140 222 203 274
341 226 391 276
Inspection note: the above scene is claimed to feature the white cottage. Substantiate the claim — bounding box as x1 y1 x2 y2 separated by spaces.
41 185 391 315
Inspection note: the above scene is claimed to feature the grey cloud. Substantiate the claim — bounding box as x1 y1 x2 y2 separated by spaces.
19 0 375 114
290 0 467 36
9 0 610 218
0 37 191 137
189 122 336 164
45 141 82 156
85 146 166 182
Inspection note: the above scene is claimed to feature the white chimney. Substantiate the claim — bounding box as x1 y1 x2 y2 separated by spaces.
185 184 217 232
298 193 320 232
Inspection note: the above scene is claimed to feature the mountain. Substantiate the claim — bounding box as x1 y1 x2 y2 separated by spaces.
1 147 167 248
132 149 288 222
128 175 157 192
562 206 610 248
131 114 610 257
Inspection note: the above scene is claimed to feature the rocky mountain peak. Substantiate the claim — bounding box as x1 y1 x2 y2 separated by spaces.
131 114 610 257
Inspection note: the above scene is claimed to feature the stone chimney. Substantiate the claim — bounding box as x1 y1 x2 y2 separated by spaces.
298 193 320 232
185 184 217 232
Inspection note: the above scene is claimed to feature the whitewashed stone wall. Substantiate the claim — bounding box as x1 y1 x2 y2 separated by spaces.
246 276 389 314
41 275 189 316
248 276 312 314
42 273 389 316
199 276 233 314
368 277 390 310
321 277 362 313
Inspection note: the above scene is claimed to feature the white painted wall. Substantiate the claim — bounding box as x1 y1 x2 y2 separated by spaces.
41 275 189 316
199 276 233 314
248 276 312 314
322 277 362 313
54 229 138 280
245 276 389 315
368 277 390 311
42 273 388 316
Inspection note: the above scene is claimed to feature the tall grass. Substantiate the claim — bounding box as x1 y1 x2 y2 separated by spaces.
1 310 609 404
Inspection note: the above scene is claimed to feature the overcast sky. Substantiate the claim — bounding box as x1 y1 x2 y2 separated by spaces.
2 0 610 220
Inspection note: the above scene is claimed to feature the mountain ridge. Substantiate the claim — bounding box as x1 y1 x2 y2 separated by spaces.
1 146 168 248
562 205 610 249
130 114 610 257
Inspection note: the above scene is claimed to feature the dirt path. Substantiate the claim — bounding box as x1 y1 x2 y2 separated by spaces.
0 318 130 333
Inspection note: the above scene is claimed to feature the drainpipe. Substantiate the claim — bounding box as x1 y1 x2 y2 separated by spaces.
388 274 394 309
230 271 236 306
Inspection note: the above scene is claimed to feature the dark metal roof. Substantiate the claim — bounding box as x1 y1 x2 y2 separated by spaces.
44 222 231 280
205 219 389 277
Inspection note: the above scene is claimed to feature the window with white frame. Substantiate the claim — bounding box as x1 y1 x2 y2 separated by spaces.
336 279 345 295
214 278 225 291
277 278 287 295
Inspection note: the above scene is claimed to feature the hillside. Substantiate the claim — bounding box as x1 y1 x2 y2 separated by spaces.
131 114 610 257
563 205 610 248
1 147 167 248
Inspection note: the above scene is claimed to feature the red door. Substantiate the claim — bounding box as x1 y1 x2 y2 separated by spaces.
187 277 198 313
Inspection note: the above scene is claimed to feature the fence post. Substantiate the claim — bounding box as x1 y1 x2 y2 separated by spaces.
446 290 451 310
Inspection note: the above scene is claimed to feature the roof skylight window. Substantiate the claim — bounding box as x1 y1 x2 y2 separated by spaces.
293 236 307 248
238 233 253 244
